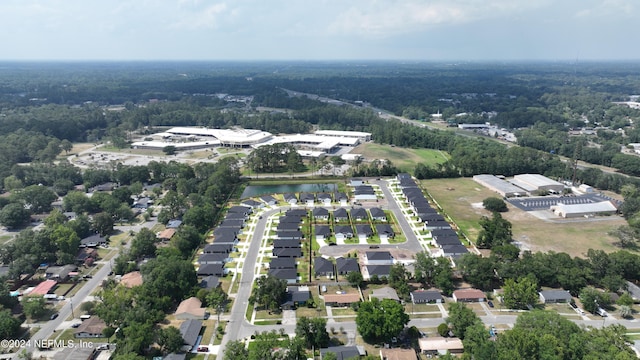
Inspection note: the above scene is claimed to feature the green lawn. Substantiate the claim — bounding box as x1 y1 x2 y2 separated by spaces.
353 143 449 172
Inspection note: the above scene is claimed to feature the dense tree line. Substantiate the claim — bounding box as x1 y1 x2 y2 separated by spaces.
446 303 636 359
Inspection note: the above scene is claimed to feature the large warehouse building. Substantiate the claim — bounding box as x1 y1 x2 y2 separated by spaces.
550 201 618 218
511 174 565 194
473 174 527 198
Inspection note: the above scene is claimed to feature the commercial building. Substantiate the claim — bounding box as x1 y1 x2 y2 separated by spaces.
473 174 526 198
550 201 618 218
511 174 565 194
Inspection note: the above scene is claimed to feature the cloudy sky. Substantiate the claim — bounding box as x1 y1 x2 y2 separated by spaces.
0 0 637 61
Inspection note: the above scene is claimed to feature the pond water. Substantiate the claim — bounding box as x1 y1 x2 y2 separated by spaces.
241 183 338 198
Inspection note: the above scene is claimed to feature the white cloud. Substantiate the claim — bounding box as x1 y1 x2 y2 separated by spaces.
328 0 552 36
170 2 228 30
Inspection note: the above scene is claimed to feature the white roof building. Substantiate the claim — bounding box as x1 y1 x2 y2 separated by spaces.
550 201 618 218
314 129 371 141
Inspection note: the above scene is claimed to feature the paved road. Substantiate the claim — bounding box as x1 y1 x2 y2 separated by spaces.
219 208 281 358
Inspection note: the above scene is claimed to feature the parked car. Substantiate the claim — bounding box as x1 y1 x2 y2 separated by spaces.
197 346 209 352
50 313 59 320
487 301 494 308
71 323 81 328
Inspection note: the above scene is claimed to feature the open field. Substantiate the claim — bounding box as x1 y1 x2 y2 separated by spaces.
354 143 449 172
421 178 627 258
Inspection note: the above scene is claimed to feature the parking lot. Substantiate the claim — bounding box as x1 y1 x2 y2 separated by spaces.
508 193 620 211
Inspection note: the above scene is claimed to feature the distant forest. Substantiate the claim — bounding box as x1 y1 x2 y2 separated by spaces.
1 61 640 195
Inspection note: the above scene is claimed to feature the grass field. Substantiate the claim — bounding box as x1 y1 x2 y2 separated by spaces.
421 178 627 258
353 143 449 172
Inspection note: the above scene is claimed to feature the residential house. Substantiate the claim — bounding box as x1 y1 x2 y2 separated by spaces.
375 224 395 242
199 275 220 290
440 244 469 258
336 257 359 275
284 193 298 205
273 239 301 249
424 220 451 230
315 225 331 241
133 197 152 209
269 268 298 284
312 207 329 220
364 251 393 265
166 219 182 228
355 224 373 241
379 348 418 360
354 185 377 201
453 289 485 302
299 193 315 206
369 207 387 222
76 248 98 265
241 199 263 209
89 182 115 193
272 247 302 258
369 287 400 302
45 265 76 282
269 257 296 269
418 337 464 356
260 195 278 206
74 317 107 338
281 286 312 310
333 208 349 222
203 243 235 254
158 228 176 242
175 297 207 320
349 178 364 187
334 225 354 241
351 208 368 221
539 289 573 304
28 279 57 296
197 253 230 265
364 265 391 280
286 208 308 217
227 205 252 215
120 271 143 288
419 212 444 223
314 257 335 278
79 234 107 248
334 192 348 206
317 193 332 206
179 319 202 352
320 346 364 360
197 263 226 277
411 290 443 304
323 294 361 307
277 222 300 232
219 218 246 229
276 231 304 240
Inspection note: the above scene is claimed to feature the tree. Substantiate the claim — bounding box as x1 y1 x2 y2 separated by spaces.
0 308 21 339
446 302 481 340
249 274 287 313
23 295 47 319
388 263 411 300
502 276 539 310
223 340 248 360
207 287 229 321
482 197 508 212
346 271 364 288
162 146 177 155
60 139 73 154
356 298 410 343
476 212 512 249
91 212 114 236
456 254 496 290
129 228 157 260
13 185 57 214
295 316 330 349
617 293 634 307
155 326 184 354
619 305 633 319
0 203 31 229
52 225 81 264
579 286 611 314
